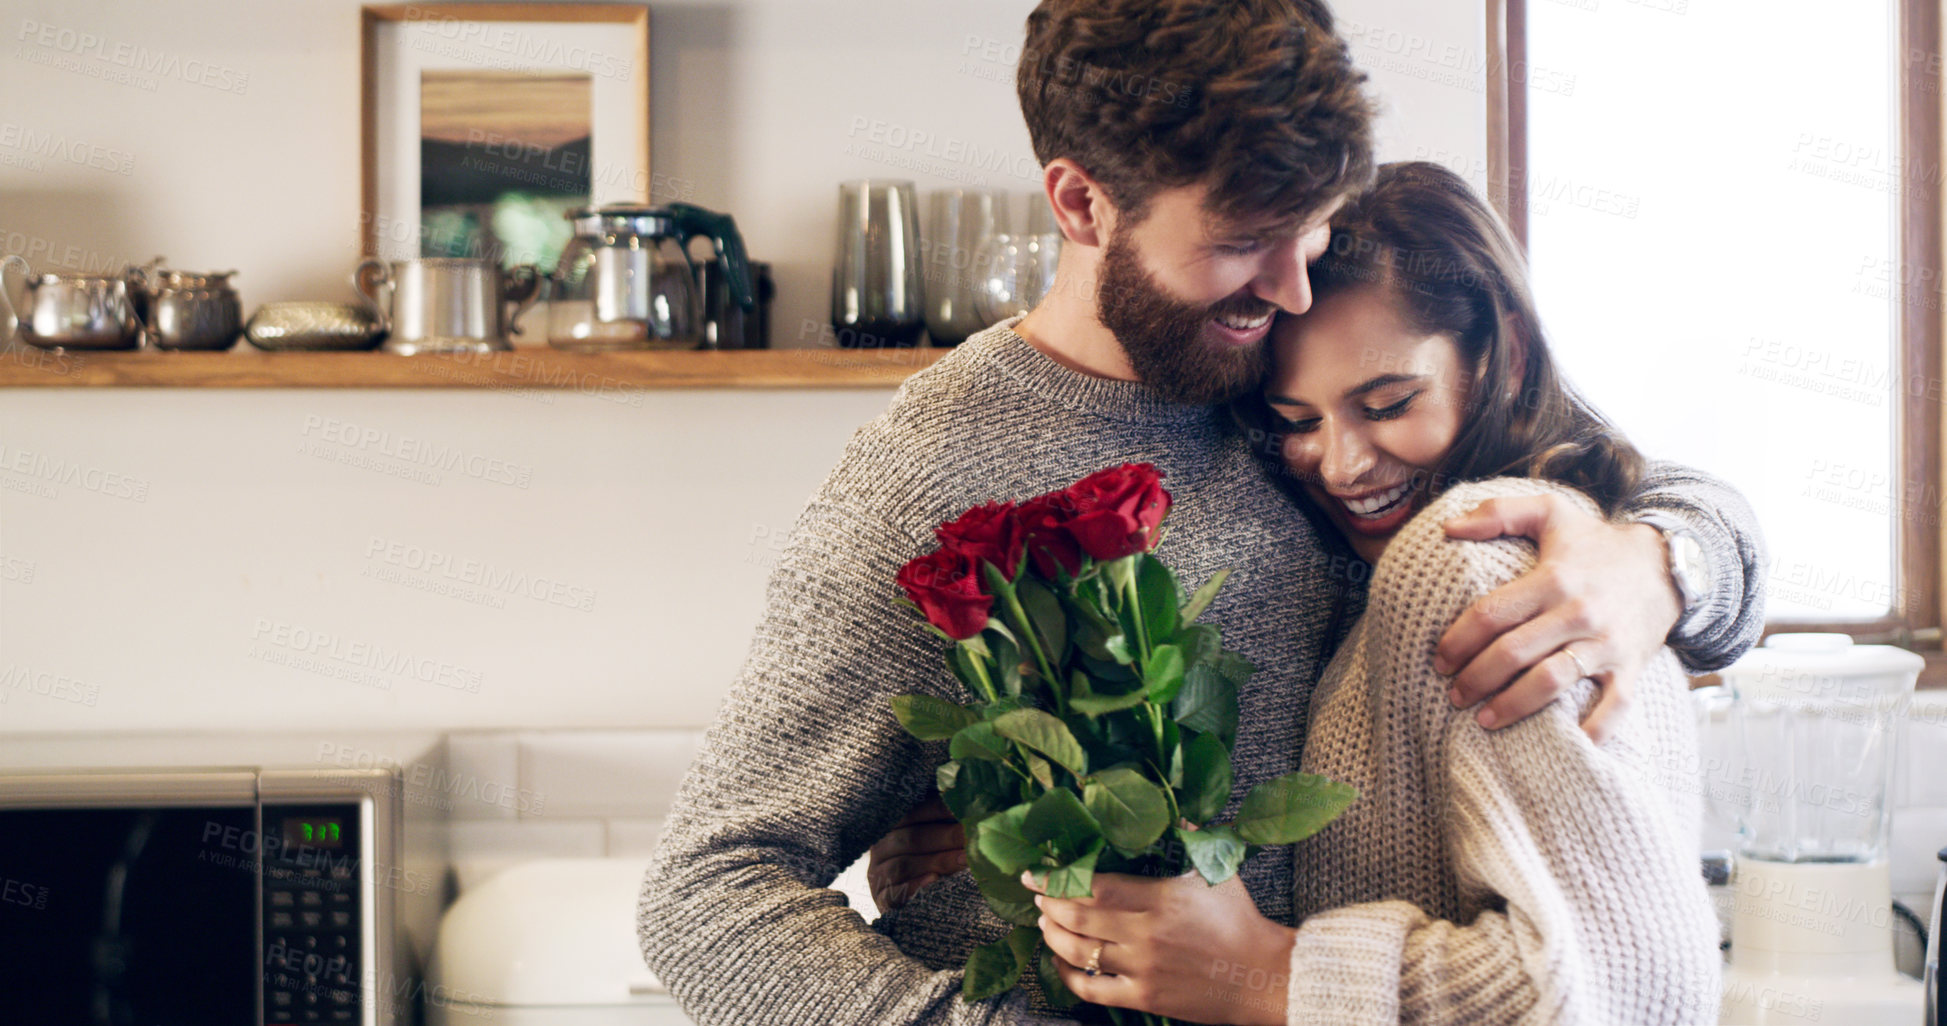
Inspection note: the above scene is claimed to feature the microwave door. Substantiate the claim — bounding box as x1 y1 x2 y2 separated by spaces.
0 803 262 1024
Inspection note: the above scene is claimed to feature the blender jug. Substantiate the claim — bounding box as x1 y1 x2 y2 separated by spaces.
1730 633 1914 862
1714 633 1924 1025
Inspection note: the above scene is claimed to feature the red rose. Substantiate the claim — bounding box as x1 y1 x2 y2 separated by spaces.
1060 463 1171 560
933 501 1025 581
897 547 992 639
1017 494 1084 580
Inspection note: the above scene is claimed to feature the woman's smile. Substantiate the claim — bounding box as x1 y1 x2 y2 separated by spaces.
1324 478 1420 533
1265 287 1473 563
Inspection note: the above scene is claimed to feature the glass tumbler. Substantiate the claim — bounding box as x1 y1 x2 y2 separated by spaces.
973 232 1062 326
831 180 924 349
921 188 1005 347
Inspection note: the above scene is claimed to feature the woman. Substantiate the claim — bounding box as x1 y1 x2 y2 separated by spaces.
1020 162 1723 1024
1018 161 1724 1023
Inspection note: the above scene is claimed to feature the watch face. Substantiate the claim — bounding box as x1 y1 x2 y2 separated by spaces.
1671 532 1707 602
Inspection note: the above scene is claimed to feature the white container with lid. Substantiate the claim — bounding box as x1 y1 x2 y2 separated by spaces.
426 858 694 1025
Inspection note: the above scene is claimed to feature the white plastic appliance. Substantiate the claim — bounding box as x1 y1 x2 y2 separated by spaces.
426 858 694 1025
1713 633 1926 1025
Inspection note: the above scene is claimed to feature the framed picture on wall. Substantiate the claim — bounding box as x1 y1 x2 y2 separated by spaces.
360 3 652 272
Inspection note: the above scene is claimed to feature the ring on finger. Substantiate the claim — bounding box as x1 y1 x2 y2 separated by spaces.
1084 941 1104 977
1562 645 1591 680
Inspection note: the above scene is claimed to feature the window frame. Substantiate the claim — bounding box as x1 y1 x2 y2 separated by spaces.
1490 0 1944 680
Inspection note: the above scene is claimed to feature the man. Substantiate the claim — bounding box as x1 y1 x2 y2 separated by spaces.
639 2 1764 1023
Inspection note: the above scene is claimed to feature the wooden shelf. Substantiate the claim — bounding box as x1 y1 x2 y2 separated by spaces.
0 345 952 390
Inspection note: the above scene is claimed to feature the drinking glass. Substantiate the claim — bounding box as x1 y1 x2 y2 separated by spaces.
921 188 1005 347
973 231 1061 326
831 180 924 349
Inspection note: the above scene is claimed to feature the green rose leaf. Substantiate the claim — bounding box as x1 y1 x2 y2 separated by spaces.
1103 633 1137 666
979 559 1018 603
1022 752 1055 790
1079 650 1139 684
1135 553 1180 645
890 694 982 741
943 758 1013 826
1069 683 1148 716
1179 568 1232 625
1017 578 1070 669
1083 766 1171 852
1036 840 1101 899
992 709 1088 778
1215 649 1257 687
979 695 1028 721
1005 925 1039 969
1023 786 1102 862
974 802 1040 876
967 839 1039 926
1176 730 1234 823
1073 618 1116 662
962 925 1036 1003
1068 587 1117 631
976 626 1024 697
1037 941 1083 1010
1177 823 1247 885
943 647 982 695
949 721 1011 763
1233 771 1360 846
1173 664 1240 746
1143 643 1187 704
1174 622 1220 671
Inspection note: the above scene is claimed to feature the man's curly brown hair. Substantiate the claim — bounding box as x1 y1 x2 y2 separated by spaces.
1017 0 1375 233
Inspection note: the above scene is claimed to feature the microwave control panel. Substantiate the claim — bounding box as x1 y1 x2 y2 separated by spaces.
261 802 363 1025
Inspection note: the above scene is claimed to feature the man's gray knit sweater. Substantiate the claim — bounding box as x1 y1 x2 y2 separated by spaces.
636 319 1767 1025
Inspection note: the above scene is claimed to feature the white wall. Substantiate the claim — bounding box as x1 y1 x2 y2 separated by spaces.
0 0 1485 735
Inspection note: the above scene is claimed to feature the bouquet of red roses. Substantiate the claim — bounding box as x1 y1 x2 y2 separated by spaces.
891 462 1356 1026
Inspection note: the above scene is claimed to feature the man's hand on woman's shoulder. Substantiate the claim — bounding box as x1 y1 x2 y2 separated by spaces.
1432 488 1683 745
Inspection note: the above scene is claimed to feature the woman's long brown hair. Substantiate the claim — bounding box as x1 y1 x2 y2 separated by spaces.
1233 160 1645 519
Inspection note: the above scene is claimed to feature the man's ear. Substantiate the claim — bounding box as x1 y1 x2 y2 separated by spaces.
1044 158 1111 248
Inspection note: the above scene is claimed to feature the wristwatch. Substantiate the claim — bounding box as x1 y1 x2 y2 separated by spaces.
1636 511 1710 633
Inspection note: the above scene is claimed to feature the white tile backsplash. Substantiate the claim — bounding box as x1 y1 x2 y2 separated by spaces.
516 730 703 820
1903 697 1947 807
605 817 671 858
433 728 701 891
1889 806 1947 895
442 732 523 820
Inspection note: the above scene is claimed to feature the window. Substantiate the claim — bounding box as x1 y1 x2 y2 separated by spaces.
1501 0 1941 641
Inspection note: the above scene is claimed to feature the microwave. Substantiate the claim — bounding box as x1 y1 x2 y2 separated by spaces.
0 766 438 1026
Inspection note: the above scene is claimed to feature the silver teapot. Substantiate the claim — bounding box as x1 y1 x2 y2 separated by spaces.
0 254 145 351
547 203 754 351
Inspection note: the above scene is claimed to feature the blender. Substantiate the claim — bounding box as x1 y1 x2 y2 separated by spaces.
1712 633 1925 1025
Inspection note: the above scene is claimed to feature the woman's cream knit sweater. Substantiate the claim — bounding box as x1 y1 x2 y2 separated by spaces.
1283 476 1722 1026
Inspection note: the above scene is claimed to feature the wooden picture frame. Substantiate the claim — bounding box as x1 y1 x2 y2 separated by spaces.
359 3 652 265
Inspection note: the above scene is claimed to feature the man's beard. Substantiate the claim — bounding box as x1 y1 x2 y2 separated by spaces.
1095 229 1275 406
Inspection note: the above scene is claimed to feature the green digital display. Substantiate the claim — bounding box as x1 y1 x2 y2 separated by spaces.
282 816 345 848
